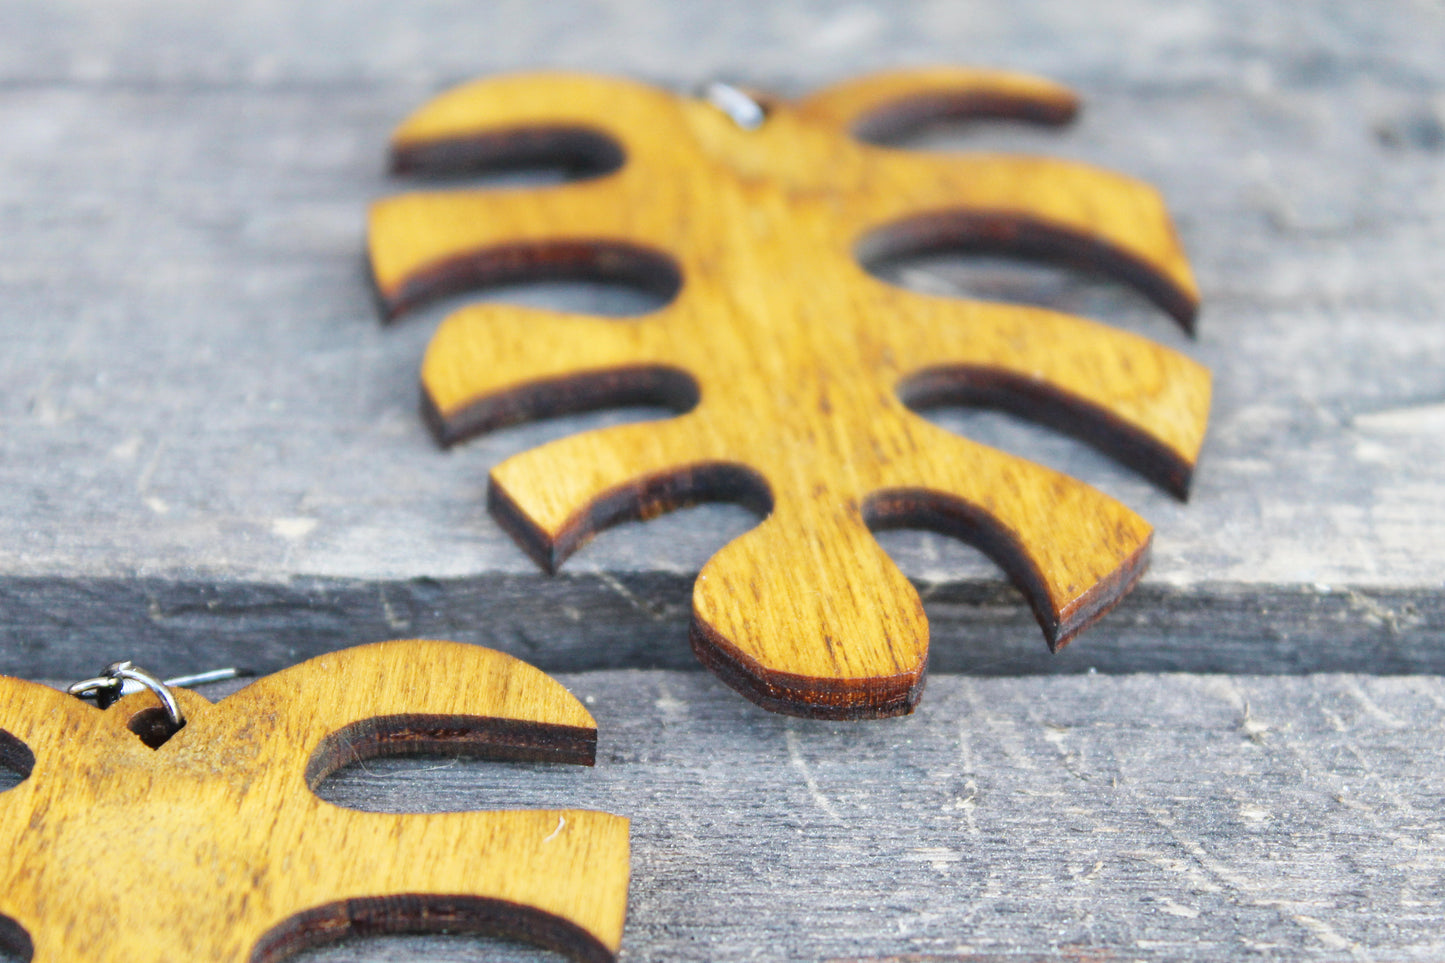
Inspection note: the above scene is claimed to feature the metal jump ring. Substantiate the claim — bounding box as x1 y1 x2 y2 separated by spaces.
68 661 185 729
700 81 767 131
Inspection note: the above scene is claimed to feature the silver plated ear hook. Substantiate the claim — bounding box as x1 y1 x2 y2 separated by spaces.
700 81 766 130
69 661 185 727
68 663 251 729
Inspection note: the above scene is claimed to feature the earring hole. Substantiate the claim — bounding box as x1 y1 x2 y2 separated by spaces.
127 706 185 749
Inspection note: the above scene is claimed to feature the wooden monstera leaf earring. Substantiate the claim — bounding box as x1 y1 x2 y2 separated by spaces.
369 68 1211 720
0 641 629 963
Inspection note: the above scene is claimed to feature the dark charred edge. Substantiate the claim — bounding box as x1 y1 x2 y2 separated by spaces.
858 211 1199 332
0 916 30 963
0 730 34 782
489 482 567 574
304 715 597 790
864 489 1150 653
488 464 773 576
250 894 614 963
1053 534 1152 648
852 90 1079 144
689 616 925 720
425 366 700 449
376 241 683 322
899 367 1195 499
391 127 626 181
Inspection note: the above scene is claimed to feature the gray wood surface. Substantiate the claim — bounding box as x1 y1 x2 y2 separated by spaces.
19 670 1435 963
0 0 1442 675
1 1 1443 960
330 669 1445 962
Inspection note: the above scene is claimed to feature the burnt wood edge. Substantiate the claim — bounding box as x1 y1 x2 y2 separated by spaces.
857 210 1199 332
303 715 597 790
251 894 614 963
689 616 927 720
849 89 1079 144
488 463 773 575
374 240 683 323
390 126 626 181
424 367 699 449
864 488 1152 652
898 367 1197 499
1052 536 1152 646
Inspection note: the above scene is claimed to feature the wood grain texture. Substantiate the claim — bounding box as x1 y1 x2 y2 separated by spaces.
5 576 1444 683
136 668 1445 963
368 70 1211 719
1 3 1444 961
0 641 629 963
2 5 1443 669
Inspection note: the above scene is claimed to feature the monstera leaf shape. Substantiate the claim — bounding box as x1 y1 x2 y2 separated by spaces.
369 69 1211 718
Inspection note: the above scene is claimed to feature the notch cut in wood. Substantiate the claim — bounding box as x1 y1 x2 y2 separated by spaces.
0 640 629 963
369 69 1212 719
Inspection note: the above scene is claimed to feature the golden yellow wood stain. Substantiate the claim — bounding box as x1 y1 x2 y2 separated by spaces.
369 69 1211 718
0 641 628 962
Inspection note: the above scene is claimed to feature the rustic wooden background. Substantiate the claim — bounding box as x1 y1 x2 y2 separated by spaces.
2 1 1443 960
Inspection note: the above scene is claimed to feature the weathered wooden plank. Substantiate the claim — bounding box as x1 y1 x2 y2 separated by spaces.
0 4 1443 962
3 575 1441 680
0 60 1441 671
3 1 1442 94
16 669 1433 963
